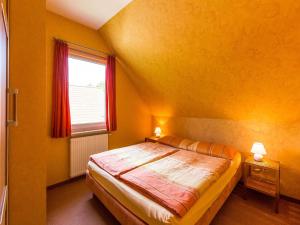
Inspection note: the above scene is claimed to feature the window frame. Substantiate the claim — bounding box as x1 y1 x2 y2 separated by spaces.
68 47 107 134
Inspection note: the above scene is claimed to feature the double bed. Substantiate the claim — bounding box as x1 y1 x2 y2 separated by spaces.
86 136 242 225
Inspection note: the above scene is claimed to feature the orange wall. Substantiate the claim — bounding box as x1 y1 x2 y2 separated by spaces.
2 0 7 16
100 0 300 124
46 12 151 186
9 0 47 224
100 0 300 199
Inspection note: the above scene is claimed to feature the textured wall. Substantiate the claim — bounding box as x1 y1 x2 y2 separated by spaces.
2 0 7 16
9 0 47 224
100 0 300 123
100 0 300 199
46 12 151 186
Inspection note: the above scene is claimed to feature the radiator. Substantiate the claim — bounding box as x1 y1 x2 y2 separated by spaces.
70 134 108 178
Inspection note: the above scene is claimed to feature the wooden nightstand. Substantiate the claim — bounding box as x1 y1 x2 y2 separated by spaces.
145 136 160 143
243 156 280 213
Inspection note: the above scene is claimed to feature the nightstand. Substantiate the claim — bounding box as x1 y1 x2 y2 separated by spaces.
145 136 160 143
243 156 280 213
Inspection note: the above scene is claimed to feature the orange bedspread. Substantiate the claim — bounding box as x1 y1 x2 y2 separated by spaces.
90 142 178 177
120 150 230 217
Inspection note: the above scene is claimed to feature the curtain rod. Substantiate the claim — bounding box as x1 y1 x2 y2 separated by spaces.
53 37 113 56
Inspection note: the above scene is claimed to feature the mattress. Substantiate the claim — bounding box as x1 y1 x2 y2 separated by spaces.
88 152 241 225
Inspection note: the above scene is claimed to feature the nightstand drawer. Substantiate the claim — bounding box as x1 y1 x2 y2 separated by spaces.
250 166 277 184
245 177 277 197
250 165 263 175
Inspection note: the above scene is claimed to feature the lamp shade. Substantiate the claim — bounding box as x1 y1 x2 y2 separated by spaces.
154 127 161 137
251 142 266 155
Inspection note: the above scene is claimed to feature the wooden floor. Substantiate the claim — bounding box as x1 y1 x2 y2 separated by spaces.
47 179 300 225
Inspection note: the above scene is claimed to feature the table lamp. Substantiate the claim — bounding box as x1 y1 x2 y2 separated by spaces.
154 127 162 138
251 142 266 161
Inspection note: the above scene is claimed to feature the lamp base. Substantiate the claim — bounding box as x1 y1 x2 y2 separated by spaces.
253 153 263 162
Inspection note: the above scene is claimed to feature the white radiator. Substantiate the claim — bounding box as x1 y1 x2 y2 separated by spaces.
70 134 108 178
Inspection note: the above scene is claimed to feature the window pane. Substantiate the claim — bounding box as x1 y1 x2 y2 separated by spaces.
68 57 106 127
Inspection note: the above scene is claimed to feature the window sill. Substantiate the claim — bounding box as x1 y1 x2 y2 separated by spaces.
71 129 108 138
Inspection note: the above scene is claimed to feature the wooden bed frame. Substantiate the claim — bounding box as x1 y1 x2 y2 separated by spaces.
86 164 242 225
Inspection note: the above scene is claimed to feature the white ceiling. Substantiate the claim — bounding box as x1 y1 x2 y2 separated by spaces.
46 0 133 30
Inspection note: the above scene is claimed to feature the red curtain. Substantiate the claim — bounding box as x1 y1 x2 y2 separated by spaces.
51 40 71 138
105 55 117 131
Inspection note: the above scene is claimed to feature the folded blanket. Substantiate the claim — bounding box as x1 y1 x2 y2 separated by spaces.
120 150 230 217
90 142 178 177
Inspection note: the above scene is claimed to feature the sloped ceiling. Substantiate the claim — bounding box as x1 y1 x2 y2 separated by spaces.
99 0 300 124
46 0 133 29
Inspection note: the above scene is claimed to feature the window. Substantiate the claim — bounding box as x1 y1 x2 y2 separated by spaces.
68 51 106 133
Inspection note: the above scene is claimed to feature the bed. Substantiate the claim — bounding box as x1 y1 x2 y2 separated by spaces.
86 136 242 225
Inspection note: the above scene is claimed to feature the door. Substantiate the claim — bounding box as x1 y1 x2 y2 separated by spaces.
0 1 8 224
